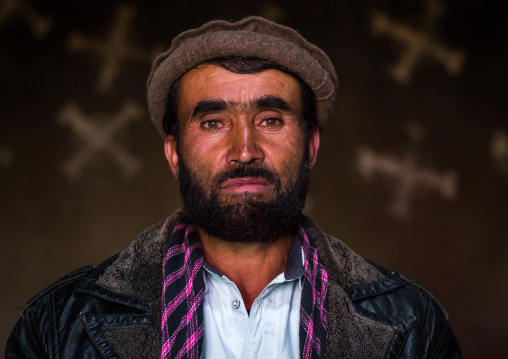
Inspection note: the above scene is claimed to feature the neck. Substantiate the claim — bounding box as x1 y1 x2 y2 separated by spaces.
198 228 294 310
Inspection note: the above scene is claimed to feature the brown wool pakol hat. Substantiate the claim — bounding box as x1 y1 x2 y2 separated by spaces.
147 16 338 138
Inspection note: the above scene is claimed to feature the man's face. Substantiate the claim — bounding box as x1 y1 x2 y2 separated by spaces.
164 64 320 242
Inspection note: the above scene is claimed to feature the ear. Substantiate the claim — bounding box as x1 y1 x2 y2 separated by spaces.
307 127 320 169
164 135 179 178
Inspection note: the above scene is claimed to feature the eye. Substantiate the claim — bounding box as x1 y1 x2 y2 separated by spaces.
201 119 223 130
261 117 282 128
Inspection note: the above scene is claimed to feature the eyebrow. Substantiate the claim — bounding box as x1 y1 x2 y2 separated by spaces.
190 95 294 120
191 100 228 118
253 95 292 112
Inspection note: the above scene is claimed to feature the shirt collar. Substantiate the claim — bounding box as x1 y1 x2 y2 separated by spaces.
284 231 304 280
202 230 305 281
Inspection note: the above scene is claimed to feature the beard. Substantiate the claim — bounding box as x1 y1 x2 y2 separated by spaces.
177 148 310 243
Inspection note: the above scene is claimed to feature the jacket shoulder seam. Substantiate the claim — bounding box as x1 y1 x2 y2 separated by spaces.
48 292 60 359
24 305 47 357
429 323 447 359
26 265 96 308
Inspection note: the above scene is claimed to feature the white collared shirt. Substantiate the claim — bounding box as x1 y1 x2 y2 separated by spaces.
200 239 304 359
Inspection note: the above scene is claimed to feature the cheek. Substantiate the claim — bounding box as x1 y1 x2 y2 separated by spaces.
266 132 306 183
179 133 224 178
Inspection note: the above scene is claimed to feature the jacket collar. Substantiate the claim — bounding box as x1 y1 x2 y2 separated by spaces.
92 211 183 302
77 210 411 359
90 211 401 301
299 216 411 358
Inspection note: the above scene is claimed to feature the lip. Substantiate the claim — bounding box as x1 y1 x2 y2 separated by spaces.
221 177 272 192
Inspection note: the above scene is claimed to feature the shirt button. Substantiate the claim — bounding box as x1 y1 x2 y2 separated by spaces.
232 299 240 309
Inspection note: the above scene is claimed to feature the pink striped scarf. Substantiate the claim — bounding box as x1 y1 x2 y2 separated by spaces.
161 216 329 359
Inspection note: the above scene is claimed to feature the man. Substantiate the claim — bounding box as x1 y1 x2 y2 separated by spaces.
6 16 461 358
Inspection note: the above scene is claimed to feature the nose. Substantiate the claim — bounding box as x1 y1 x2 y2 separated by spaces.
226 123 264 165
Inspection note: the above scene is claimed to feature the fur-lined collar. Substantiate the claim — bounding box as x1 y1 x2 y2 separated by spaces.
96 211 384 300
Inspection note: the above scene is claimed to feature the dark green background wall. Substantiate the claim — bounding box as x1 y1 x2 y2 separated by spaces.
1 0 507 357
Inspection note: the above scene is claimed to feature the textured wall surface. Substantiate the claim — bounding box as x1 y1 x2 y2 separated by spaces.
1 0 507 357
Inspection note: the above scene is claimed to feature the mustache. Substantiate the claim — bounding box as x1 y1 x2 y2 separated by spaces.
212 165 281 188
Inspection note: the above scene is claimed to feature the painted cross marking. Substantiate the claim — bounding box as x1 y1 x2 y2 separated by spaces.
357 124 458 219
0 0 52 38
0 147 13 168
491 130 508 177
57 102 143 181
371 0 466 84
68 5 158 93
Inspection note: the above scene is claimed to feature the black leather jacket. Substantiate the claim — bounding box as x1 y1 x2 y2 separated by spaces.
6 213 462 358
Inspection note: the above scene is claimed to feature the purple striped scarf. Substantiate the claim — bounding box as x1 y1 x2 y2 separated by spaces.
161 216 329 359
